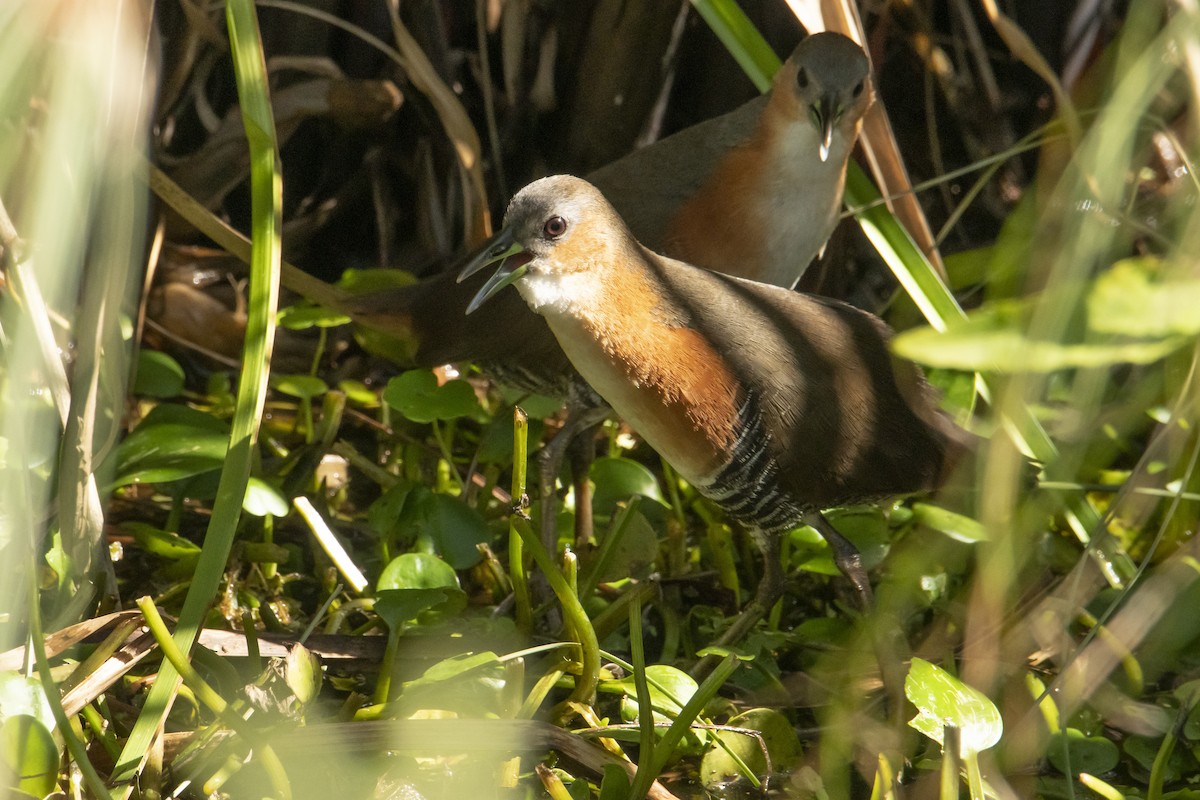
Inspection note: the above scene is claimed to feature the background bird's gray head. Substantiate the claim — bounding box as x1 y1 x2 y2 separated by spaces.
786 31 873 160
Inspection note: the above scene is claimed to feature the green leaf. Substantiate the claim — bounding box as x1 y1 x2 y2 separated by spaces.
598 764 632 800
383 370 482 423
374 588 466 630
0 675 54 730
1047 728 1120 776
911 502 989 543
374 552 468 630
338 267 417 293
134 350 185 398
0 715 59 798
243 476 289 518
700 707 802 787
1088 257 1200 337
610 665 698 718
124 522 202 559
271 374 328 400
893 299 1187 372
590 457 666 515
277 303 351 330
402 490 490 569
377 552 459 591
591 510 659 583
368 484 414 544
789 507 890 574
113 403 229 486
404 652 501 689
338 379 380 408
284 644 323 706
905 658 1002 756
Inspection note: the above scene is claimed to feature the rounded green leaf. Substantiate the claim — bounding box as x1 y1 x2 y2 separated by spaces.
134 350 185 398
905 658 1002 756
243 477 289 518
590 457 666 516
284 644 323 706
0 715 59 798
271 374 328 401
383 370 482 423
374 588 467 630
1047 728 1119 776
700 707 802 787
377 552 459 591
406 491 489 569
611 665 697 718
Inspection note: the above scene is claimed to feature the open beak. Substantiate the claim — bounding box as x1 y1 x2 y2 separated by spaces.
814 95 836 162
457 228 533 314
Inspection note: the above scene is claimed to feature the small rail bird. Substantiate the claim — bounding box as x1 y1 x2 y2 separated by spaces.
339 32 872 556
344 31 871 386
459 175 965 639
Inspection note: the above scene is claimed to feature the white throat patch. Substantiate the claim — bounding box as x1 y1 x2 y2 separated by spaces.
517 270 603 316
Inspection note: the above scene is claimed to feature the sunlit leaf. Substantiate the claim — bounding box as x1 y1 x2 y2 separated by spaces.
905 658 1002 756
0 675 54 730
112 403 229 486
271 374 328 400
1088 257 1200 338
377 552 459 591
893 299 1187 371
284 644 323 706
911 502 989 543
0 714 59 798
124 522 202 559
243 476 289 517
610 665 698 718
383 370 482 423
277 303 351 330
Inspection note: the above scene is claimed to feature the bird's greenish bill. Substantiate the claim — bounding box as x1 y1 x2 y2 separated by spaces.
812 95 836 162
458 228 532 314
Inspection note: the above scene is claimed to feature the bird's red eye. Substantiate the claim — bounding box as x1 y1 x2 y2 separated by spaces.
543 215 568 238
796 66 809 90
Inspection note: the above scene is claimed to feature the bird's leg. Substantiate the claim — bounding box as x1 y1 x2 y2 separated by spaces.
690 530 784 678
805 511 873 609
567 431 597 551
536 394 610 557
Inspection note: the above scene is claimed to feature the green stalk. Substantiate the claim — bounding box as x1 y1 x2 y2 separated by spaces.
113 0 282 778
136 598 291 800
629 595 656 778
510 407 533 635
512 517 600 707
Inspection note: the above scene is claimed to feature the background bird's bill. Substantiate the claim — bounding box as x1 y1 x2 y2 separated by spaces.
458 229 532 314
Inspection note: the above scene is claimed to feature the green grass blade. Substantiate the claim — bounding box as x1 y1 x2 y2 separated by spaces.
112 0 283 779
